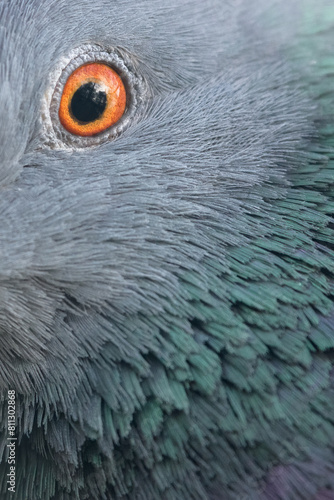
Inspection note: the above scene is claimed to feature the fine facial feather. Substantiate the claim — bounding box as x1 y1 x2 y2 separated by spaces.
0 1 334 499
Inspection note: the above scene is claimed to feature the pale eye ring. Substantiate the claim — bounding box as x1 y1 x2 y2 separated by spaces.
43 44 146 148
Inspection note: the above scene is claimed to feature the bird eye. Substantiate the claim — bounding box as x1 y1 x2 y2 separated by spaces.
59 63 126 136
44 45 147 148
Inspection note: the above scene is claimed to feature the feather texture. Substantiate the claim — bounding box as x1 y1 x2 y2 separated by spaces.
0 0 334 498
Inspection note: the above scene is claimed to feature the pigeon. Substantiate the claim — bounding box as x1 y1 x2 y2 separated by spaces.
0 0 334 499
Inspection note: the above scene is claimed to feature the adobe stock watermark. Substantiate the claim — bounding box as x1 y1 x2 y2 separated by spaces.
6 390 16 493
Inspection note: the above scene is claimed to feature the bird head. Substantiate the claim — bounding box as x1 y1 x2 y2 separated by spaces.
0 1 333 499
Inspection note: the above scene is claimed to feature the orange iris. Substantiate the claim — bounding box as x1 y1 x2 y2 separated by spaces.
58 62 126 136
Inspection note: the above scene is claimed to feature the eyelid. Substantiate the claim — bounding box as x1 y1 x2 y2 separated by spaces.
42 44 147 149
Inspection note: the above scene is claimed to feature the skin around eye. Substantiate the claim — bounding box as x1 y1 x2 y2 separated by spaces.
58 63 126 136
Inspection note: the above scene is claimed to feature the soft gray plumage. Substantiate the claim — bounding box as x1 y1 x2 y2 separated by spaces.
0 1 334 499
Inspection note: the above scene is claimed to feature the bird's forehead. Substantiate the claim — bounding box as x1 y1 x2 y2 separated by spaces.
1 0 231 89
0 0 305 103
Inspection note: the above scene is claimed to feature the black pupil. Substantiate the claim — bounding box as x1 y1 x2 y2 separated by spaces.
70 82 107 123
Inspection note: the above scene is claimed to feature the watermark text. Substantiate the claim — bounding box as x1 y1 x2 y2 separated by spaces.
6 390 16 493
